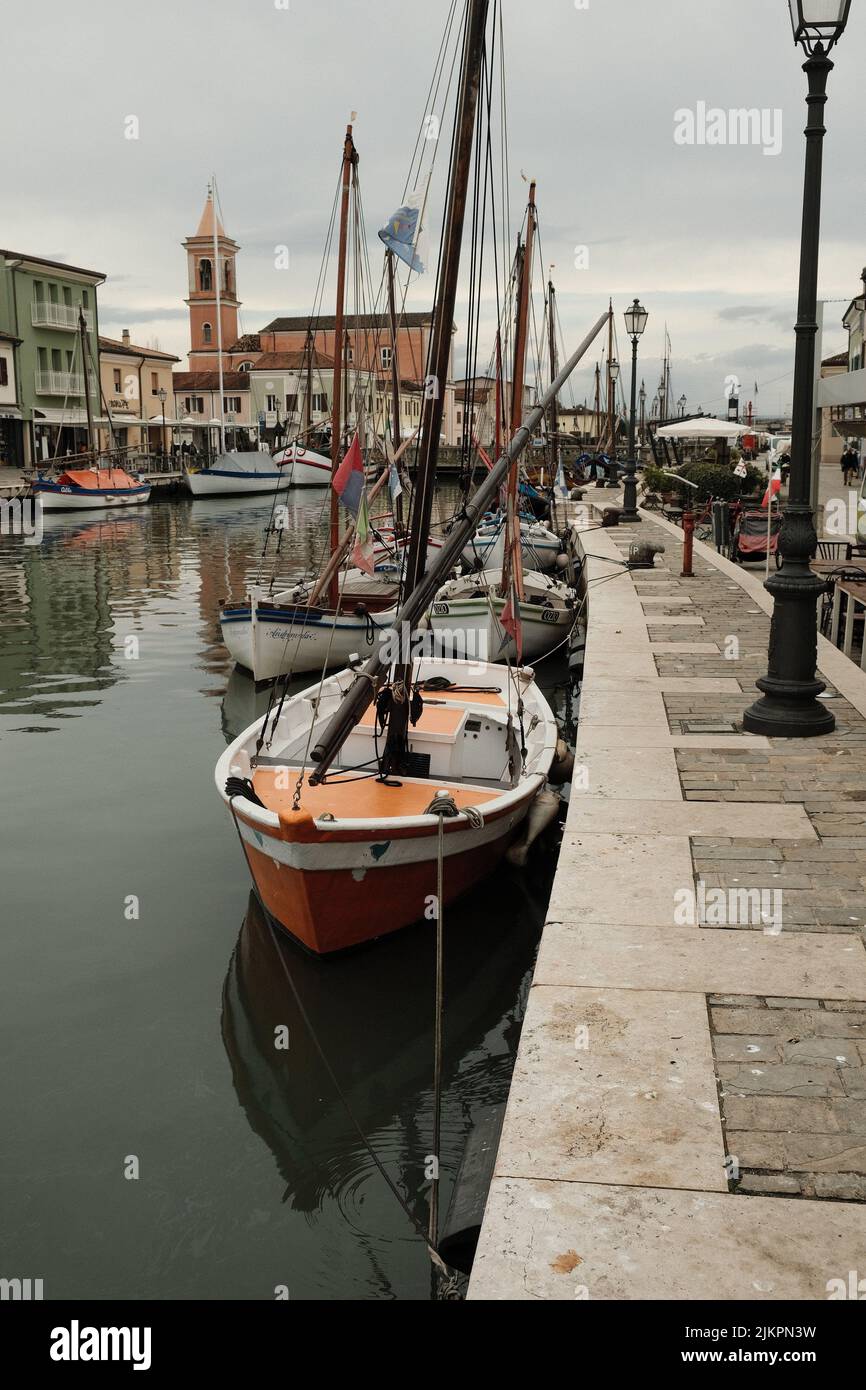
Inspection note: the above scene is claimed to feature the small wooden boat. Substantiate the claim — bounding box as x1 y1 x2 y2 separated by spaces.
216 657 557 954
217 0 608 959
271 444 332 487
31 465 150 512
428 569 577 664
183 452 292 497
221 574 399 681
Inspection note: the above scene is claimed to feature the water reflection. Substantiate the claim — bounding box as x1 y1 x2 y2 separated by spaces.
221 870 550 1260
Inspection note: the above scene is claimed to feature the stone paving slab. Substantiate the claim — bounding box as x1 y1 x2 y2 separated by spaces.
469 1179 866 1301
578 729 771 750
534 921 866 999
494 986 727 1192
576 748 682 800
566 798 816 839
548 833 694 926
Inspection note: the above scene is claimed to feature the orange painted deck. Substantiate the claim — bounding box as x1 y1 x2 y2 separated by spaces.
356 703 465 736
251 767 500 820
430 687 507 708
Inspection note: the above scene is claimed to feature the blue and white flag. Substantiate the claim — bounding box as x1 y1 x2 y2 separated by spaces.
389 463 403 503
555 463 570 498
378 189 427 274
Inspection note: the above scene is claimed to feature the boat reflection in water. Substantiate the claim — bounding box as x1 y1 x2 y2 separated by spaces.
220 861 555 1287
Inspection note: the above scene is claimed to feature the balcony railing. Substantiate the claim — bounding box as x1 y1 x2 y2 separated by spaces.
31 302 93 331
34 370 92 397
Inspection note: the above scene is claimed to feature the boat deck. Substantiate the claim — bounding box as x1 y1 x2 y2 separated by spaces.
251 766 501 819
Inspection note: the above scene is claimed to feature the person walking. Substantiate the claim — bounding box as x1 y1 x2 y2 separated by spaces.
841 446 855 487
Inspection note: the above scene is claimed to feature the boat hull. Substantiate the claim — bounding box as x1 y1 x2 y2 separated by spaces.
221 600 398 680
31 481 151 511
428 588 575 663
463 520 562 572
184 454 292 497
216 658 558 954
240 803 528 955
272 446 332 487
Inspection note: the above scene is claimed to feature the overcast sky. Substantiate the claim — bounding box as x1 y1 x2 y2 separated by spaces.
4 0 864 418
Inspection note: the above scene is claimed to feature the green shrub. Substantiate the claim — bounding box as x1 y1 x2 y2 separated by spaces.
643 460 764 503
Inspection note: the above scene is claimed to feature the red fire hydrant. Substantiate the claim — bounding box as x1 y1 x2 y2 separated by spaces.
681 507 695 578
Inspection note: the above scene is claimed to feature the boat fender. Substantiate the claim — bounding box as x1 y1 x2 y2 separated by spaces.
505 789 561 866
548 739 575 787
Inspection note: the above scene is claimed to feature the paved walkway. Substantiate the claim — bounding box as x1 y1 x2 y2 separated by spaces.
469 502 866 1300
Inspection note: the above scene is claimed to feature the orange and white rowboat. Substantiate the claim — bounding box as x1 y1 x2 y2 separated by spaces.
216 656 558 955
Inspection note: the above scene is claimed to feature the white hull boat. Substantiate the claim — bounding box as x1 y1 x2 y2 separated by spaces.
427 568 577 663
462 515 563 572
221 573 400 681
216 657 558 954
184 453 292 497
30 467 151 512
271 445 333 488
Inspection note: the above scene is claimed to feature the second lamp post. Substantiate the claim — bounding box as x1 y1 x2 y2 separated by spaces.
621 298 649 522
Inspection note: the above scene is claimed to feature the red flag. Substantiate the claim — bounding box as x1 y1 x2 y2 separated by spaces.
761 470 781 508
500 585 523 663
332 433 364 516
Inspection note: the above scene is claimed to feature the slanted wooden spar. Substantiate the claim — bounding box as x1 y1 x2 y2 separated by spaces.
307 308 610 785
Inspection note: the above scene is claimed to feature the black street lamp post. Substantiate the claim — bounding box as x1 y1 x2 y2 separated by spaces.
621 298 648 522
744 1 851 739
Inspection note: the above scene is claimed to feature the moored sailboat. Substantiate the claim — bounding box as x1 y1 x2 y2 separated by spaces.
216 0 608 955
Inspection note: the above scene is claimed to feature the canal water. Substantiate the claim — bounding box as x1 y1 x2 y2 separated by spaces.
0 490 571 1300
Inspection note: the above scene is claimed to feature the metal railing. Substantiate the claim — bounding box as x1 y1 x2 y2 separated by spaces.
31 302 93 331
34 370 96 397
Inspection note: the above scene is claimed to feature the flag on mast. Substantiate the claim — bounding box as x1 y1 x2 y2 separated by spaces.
351 488 376 575
498 579 523 662
378 188 428 275
332 432 365 516
762 469 782 507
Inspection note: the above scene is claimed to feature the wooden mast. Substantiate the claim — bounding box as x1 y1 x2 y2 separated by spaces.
593 362 601 447
547 273 559 476
78 309 96 459
328 124 358 610
385 249 404 531
501 181 536 602
381 0 490 771
606 299 614 454
303 327 313 440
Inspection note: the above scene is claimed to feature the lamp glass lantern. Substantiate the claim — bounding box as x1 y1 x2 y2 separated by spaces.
623 298 649 340
788 0 851 53
609 359 620 384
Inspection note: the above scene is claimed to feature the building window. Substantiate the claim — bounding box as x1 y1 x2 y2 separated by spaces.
63 286 72 306
266 394 279 413
223 396 242 414
312 393 328 414
237 361 253 373
202 323 213 345
380 346 393 370
51 348 62 371
184 396 205 415
151 372 159 395
199 259 212 292
38 347 48 371
48 284 58 304
113 368 122 392
286 394 298 414
82 290 89 309
224 261 232 294
33 281 44 302
0 357 8 387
